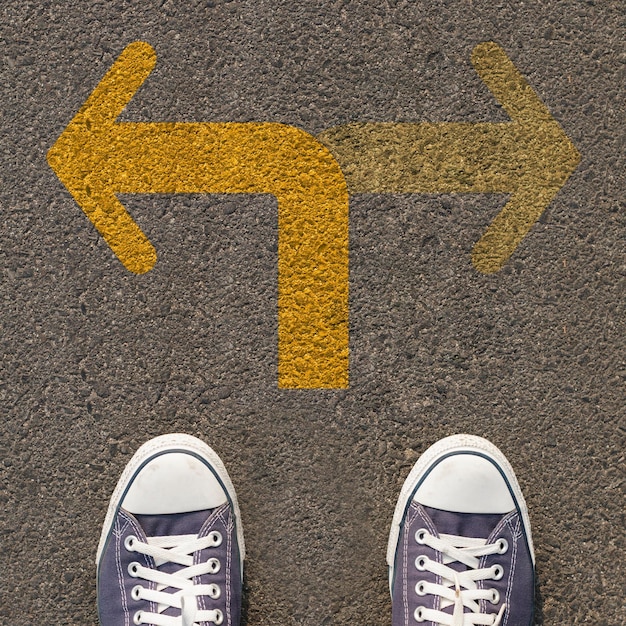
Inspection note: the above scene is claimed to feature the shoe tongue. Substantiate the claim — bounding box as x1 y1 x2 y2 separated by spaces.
134 508 211 538
423 504 506 616
133 508 214 618
423 505 503 539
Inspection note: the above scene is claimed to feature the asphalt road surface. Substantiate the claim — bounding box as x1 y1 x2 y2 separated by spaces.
1 1 624 625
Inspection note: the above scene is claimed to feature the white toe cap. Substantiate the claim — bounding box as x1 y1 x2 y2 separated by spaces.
122 452 228 515
413 453 515 514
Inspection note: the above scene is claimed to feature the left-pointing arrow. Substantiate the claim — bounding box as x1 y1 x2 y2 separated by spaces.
47 41 350 389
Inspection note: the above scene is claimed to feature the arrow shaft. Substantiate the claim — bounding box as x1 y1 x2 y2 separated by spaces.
100 123 342 195
318 122 526 194
97 122 350 389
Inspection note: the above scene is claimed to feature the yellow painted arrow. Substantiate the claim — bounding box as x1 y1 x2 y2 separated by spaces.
47 41 349 389
317 42 580 273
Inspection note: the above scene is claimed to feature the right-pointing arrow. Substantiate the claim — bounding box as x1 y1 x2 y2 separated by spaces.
318 41 581 273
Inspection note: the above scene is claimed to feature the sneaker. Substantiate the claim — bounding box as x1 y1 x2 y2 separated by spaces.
387 434 535 626
96 434 245 626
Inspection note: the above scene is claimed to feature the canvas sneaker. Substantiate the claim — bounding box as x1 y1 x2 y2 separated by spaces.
96 434 245 626
388 434 535 626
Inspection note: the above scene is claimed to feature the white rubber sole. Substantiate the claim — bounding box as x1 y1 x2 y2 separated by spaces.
96 433 245 571
386 434 534 590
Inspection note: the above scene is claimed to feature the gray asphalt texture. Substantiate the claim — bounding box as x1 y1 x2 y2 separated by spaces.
1 1 625 625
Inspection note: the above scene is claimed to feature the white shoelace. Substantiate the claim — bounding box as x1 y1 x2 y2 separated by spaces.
125 531 224 626
412 529 508 626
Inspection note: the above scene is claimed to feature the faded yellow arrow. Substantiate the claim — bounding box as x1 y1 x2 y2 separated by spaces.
318 41 580 273
47 41 349 389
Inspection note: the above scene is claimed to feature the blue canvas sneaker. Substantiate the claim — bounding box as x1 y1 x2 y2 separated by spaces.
96 434 245 626
388 435 535 626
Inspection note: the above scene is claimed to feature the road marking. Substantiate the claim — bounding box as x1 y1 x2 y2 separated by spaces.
317 42 580 273
47 42 349 389
48 40 580 389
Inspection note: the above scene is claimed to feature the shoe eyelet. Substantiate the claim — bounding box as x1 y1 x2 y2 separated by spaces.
414 529 429 545
131 585 143 601
495 538 509 554
491 564 504 580
490 589 500 604
415 581 427 596
133 610 143 625
413 606 426 622
209 531 223 547
213 608 224 625
128 562 141 577
124 535 137 552
208 583 221 599
414 555 429 571
207 557 221 574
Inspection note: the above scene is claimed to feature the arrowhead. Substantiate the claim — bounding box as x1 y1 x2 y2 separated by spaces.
47 42 158 274
469 42 580 273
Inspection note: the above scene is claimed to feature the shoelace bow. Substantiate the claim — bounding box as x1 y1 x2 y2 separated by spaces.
126 531 224 626
413 530 507 626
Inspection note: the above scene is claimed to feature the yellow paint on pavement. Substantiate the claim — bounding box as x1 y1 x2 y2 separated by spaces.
47 40 581 388
47 42 349 389
318 42 580 273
